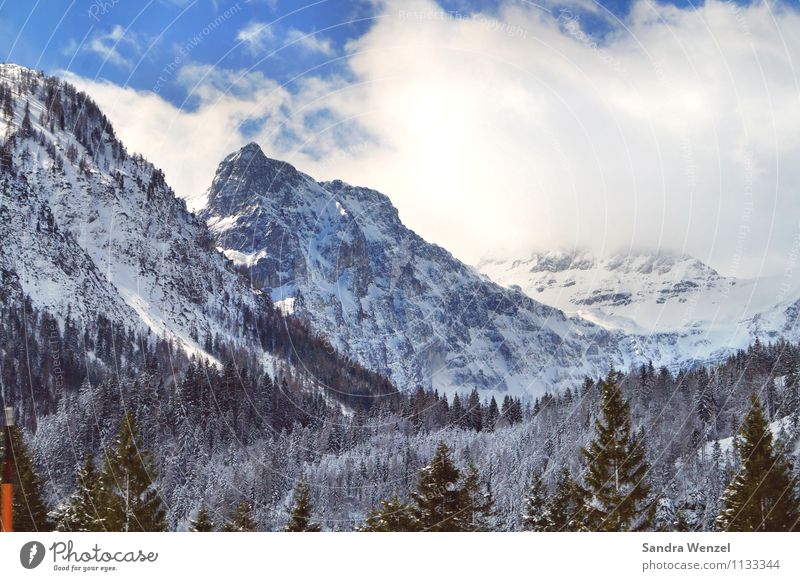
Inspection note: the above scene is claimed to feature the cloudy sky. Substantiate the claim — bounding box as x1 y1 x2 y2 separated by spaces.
3 0 800 278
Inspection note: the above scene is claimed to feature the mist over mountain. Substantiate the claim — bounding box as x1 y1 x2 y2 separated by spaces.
479 248 800 368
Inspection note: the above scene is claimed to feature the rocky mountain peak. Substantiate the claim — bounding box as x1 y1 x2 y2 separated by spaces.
199 145 645 397
207 142 305 212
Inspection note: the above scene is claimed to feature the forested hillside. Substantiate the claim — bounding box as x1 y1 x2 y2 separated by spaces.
6 336 798 531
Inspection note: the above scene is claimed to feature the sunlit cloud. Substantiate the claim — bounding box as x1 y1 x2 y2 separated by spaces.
63 0 800 279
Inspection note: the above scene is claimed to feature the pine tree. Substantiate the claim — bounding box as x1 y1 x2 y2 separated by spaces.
485 396 499 432
522 470 551 531
637 362 655 401
21 101 32 135
653 496 676 531
674 508 691 532
3 426 52 531
54 454 103 531
581 369 653 531
547 467 586 531
462 461 494 531
360 497 419 531
507 397 523 424
98 412 167 531
450 394 464 427
694 371 716 429
223 501 258 531
410 441 467 531
785 360 799 429
467 389 482 432
189 505 215 532
716 394 800 531
285 480 321 532
2 89 13 119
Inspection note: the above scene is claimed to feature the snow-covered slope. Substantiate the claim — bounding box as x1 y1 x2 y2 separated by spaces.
478 249 800 366
1 64 399 412
0 65 271 363
199 143 644 397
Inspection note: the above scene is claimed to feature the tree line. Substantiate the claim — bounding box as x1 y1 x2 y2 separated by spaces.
4 367 797 531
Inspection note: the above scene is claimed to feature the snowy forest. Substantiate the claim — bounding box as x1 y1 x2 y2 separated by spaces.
2 296 799 531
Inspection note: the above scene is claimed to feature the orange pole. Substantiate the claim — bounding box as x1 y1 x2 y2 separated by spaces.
0 483 12 532
2 407 13 532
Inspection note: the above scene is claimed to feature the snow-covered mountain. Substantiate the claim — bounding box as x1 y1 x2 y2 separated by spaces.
0 64 268 364
0 64 394 406
199 143 644 397
478 249 800 365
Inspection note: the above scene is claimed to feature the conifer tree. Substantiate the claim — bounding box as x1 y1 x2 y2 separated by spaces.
450 394 464 427
54 454 103 531
694 376 716 429
360 497 419 531
189 505 215 532
716 394 800 531
581 370 653 531
3 426 52 531
98 412 166 531
674 509 690 532
546 467 586 531
410 441 467 531
485 396 499 432
506 397 523 425
223 501 258 531
21 101 32 135
467 389 482 432
285 480 321 532
783 360 799 428
462 461 495 531
522 470 551 531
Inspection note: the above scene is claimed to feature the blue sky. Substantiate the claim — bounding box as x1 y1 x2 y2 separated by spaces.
3 0 800 278
0 0 381 104
0 0 768 107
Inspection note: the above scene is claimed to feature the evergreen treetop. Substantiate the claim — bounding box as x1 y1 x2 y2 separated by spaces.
581 369 653 531
98 412 167 532
285 480 321 532
716 394 800 531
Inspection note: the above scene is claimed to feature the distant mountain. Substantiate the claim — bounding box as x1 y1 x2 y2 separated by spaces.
478 249 800 365
199 143 643 397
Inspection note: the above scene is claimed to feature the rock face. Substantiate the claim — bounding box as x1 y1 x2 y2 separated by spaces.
200 143 642 397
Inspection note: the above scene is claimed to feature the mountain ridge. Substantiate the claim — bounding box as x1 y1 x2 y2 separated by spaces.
478 247 800 365
200 142 644 398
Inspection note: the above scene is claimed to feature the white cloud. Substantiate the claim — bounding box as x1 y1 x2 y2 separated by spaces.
63 0 800 279
84 24 142 68
61 64 315 211
235 20 274 54
284 28 335 56
236 21 335 57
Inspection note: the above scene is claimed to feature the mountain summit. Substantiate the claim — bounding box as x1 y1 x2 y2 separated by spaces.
200 143 641 396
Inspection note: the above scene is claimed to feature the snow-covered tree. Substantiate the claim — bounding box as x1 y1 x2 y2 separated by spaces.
581 370 653 531
717 395 800 531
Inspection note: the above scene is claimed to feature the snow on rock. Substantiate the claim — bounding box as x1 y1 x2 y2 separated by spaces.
199 143 645 399
478 249 800 370
0 64 267 365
